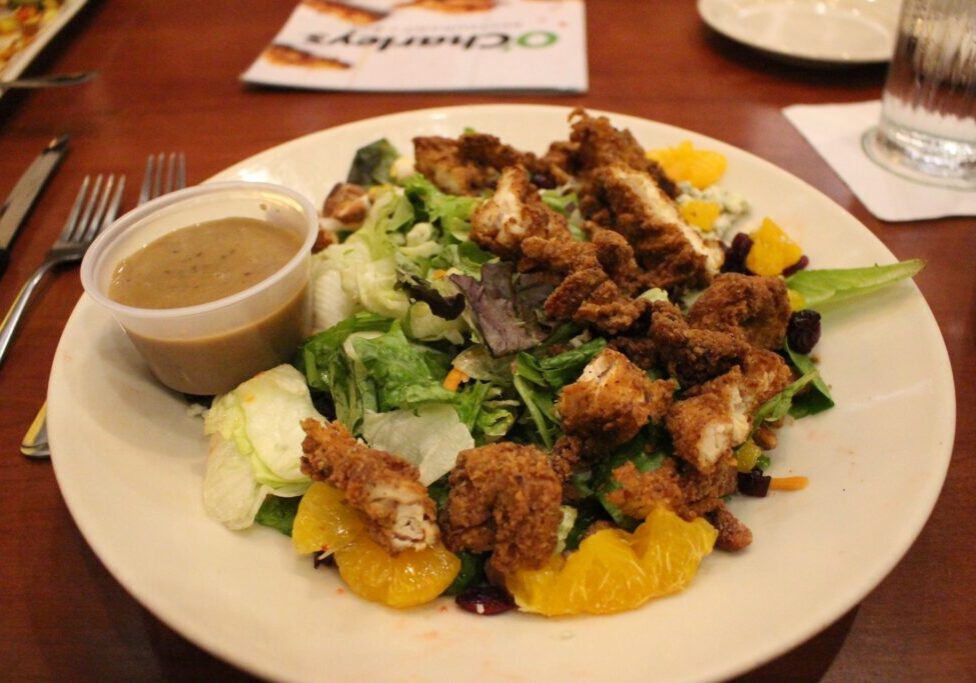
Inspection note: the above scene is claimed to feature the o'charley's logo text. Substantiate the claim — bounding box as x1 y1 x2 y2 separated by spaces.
307 29 559 52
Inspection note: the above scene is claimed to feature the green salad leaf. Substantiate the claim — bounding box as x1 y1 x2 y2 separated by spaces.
255 495 301 536
347 138 399 186
403 173 481 241
352 321 456 411
786 259 925 309
784 344 835 418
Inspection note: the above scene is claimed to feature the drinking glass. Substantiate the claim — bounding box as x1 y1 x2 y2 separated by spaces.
862 0 976 188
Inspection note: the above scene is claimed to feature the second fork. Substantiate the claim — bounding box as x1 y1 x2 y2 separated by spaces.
0 174 125 368
20 154 187 458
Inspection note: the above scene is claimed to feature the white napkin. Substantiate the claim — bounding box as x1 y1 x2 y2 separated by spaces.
783 100 976 222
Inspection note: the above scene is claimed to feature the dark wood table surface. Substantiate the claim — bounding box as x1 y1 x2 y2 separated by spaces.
1 1 971 681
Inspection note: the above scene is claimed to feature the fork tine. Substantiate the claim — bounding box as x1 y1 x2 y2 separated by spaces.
175 152 186 191
59 175 91 240
163 153 176 194
83 175 115 241
103 176 126 227
82 175 125 242
151 153 163 199
71 174 104 241
138 155 154 205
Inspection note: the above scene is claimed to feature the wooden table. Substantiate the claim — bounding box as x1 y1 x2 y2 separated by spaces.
0 2 971 680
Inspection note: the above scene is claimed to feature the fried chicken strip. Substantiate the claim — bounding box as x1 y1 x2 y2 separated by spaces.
469 165 571 260
300 418 439 554
666 349 793 473
441 442 563 575
557 348 677 449
413 133 534 196
648 300 751 387
584 163 724 293
607 455 753 551
687 272 792 350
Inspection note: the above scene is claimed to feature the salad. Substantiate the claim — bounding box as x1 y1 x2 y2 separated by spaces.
201 109 923 616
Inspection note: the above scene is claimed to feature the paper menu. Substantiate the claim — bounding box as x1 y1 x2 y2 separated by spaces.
242 0 587 93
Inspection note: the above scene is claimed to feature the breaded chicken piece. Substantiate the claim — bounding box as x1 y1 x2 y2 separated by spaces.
567 109 678 197
413 133 533 196
606 457 685 519
687 272 792 350
666 349 793 473
606 455 752 550
300 418 439 554
571 278 647 334
557 348 677 449
322 182 369 226
585 164 724 293
520 231 647 335
649 300 751 387
441 442 563 575
469 165 571 260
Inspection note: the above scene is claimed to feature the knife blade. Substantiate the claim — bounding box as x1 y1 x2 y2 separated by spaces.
0 134 69 278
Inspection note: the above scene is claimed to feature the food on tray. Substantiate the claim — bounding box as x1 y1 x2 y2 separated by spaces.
200 109 924 615
0 0 65 73
261 44 351 70
302 0 388 24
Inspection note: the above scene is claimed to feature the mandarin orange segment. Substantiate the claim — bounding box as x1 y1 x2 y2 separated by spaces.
291 481 460 608
506 507 716 617
679 199 722 231
291 481 365 555
630 507 718 596
647 140 727 189
745 217 803 276
506 529 654 616
335 537 460 609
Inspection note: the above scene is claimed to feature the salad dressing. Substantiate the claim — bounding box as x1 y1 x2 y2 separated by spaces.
107 216 308 395
108 217 303 309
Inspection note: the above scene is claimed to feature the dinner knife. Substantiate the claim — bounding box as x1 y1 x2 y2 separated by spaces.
0 134 68 278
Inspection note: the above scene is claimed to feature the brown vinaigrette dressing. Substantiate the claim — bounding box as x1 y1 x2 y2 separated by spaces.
108 217 303 308
107 217 308 395
125 285 308 395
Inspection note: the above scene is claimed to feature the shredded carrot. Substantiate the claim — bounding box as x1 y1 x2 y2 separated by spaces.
769 476 809 491
431 269 447 280
442 367 469 392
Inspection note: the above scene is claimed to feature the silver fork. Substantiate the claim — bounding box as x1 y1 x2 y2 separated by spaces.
1 174 125 369
20 154 186 458
7 174 124 459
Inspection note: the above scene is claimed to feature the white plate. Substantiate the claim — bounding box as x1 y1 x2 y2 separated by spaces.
0 0 90 85
698 0 900 66
49 105 955 683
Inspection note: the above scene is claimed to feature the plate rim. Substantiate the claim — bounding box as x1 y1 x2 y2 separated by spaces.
696 0 898 66
48 103 957 683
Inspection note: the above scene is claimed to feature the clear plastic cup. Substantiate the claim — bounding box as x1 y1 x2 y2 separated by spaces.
81 181 318 396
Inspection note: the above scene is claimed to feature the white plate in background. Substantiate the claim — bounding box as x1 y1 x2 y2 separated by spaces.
48 105 954 683
698 0 901 66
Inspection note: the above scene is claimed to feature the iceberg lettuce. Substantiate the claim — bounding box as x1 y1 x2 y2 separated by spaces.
202 365 321 529
362 404 474 485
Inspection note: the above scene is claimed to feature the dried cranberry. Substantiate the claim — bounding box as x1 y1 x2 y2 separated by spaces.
738 467 771 497
312 553 335 569
722 232 754 274
782 255 810 277
455 585 516 616
787 309 822 354
530 173 557 189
